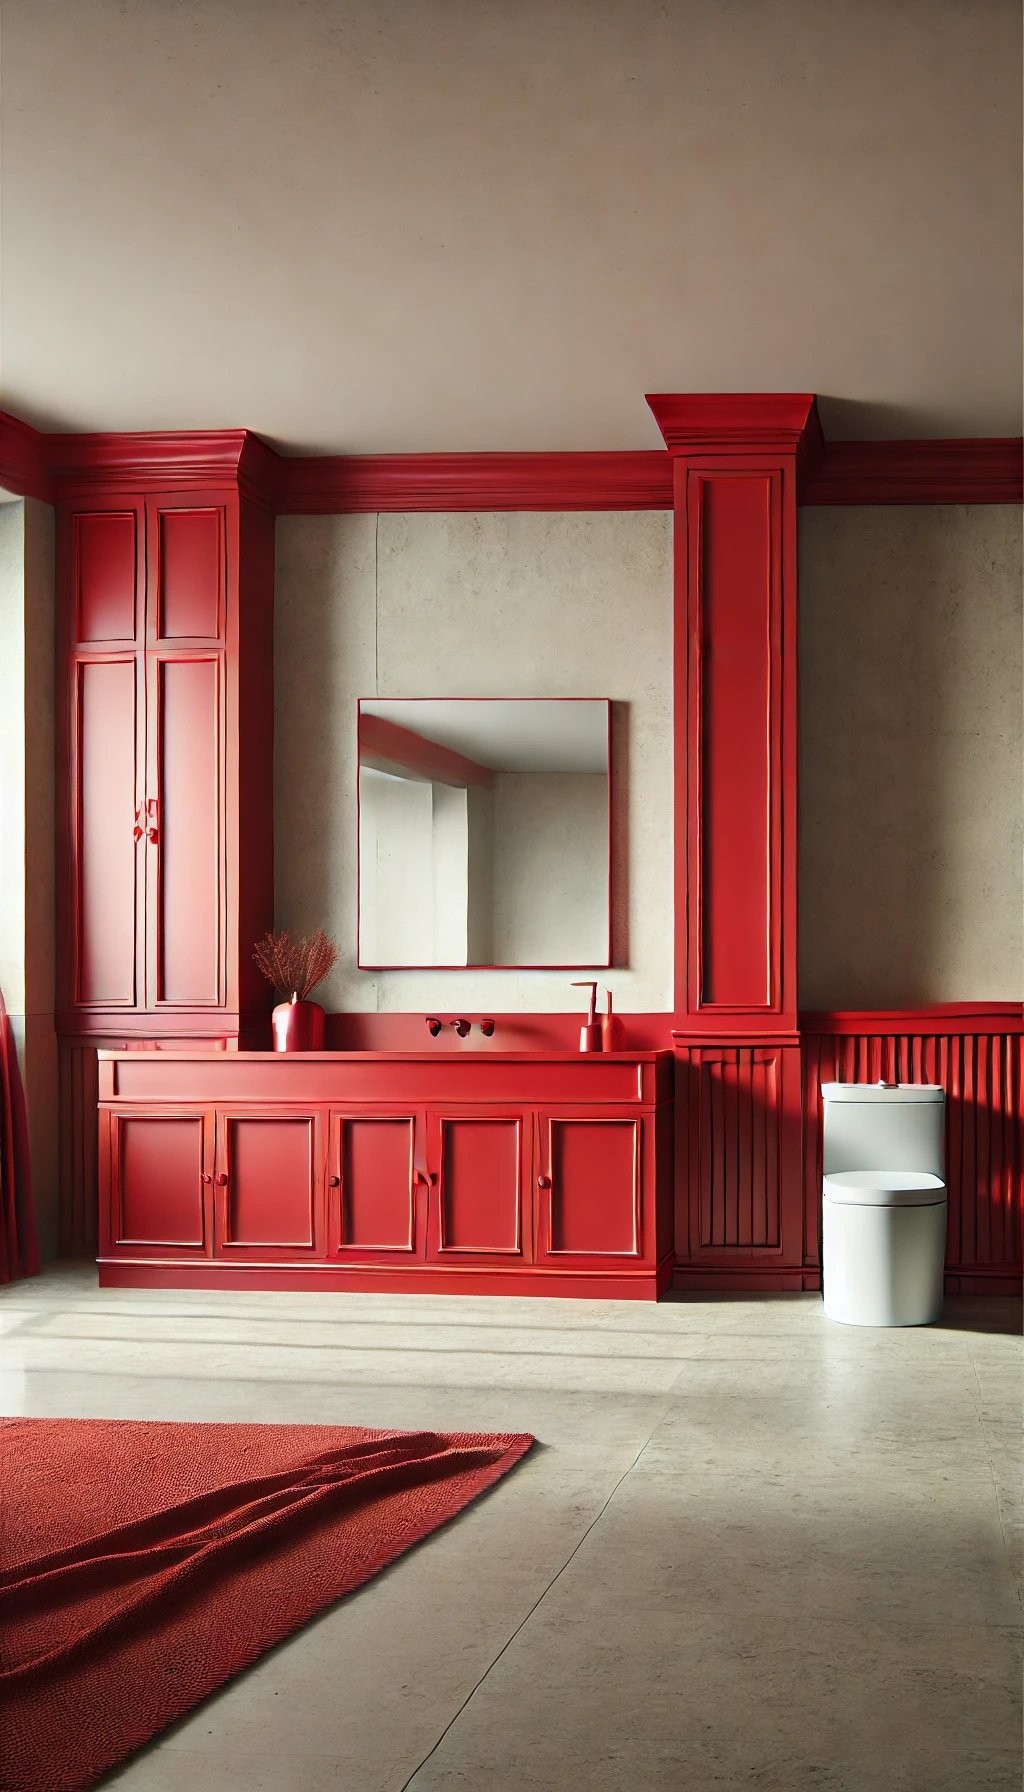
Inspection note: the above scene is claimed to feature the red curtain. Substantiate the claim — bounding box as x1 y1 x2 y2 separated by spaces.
0 987 39 1283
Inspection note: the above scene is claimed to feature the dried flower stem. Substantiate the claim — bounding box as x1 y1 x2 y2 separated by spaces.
253 928 338 1001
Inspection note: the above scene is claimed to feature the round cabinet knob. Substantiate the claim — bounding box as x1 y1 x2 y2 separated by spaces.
215 1172 229 1187
200 1172 212 1185
328 1174 341 1187
537 1175 552 1189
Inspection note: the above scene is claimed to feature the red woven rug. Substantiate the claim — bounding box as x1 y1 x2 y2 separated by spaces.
0 1417 533 1792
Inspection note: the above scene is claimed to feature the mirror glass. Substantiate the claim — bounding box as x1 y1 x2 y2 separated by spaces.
358 698 611 968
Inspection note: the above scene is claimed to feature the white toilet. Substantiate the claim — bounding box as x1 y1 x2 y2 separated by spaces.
821 1083 947 1326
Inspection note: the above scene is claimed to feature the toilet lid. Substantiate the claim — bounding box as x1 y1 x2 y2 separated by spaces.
823 1170 946 1208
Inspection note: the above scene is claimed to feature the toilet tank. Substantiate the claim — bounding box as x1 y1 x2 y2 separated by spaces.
821 1084 945 1177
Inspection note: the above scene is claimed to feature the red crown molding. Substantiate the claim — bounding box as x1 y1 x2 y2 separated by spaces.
645 392 820 455
274 450 673 513
802 437 1024 505
46 428 281 508
0 409 53 501
0 405 1019 511
800 1003 1024 1036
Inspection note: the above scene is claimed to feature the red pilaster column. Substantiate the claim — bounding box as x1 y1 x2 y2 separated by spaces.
647 393 823 1289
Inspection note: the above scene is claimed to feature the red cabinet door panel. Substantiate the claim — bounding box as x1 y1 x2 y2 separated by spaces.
107 1112 210 1255
216 1114 321 1255
540 1114 642 1258
73 511 139 645
153 506 224 642
329 1113 424 1257
148 652 223 1007
72 656 141 1006
428 1113 526 1259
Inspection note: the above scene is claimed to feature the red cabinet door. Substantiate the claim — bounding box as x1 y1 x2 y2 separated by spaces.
145 650 225 1009
327 1110 427 1262
535 1110 646 1263
68 653 145 1008
425 1110 530 1265
146 499 226 646
213 1112 323 1259
101 1108 212 1259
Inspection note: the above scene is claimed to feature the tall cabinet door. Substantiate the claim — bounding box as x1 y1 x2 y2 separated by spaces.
143 497 228 1012
425 1110 530 1265
60 503 146 1012
68 654 145 1008
327 1111 427 1263
144 650 225 1009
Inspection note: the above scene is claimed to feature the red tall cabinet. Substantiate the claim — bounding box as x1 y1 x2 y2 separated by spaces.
648 395 822 1291
54 438 276 1252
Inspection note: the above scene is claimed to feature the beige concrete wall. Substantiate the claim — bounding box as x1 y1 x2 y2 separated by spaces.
798 506 1023 1007
275 511 673 1011
0 499 58 1257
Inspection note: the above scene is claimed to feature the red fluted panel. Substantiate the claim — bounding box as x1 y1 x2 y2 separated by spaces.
802 1027 1022 1290
679 1045 801 1266
59 1043 100 1256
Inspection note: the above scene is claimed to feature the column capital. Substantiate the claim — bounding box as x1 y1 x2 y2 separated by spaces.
646 392 823 463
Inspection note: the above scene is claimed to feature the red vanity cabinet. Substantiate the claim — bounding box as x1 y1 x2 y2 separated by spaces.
96 1052 674 1298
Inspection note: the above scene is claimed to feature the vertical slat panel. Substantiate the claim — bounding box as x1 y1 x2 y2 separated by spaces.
963 1033 978 1266
739 1049 755 1251
976 1037 992 1265
722 1052 738 1246
763 1056 780 1248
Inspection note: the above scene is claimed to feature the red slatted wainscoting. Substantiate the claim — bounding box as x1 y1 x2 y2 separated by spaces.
801 1010 1023 1296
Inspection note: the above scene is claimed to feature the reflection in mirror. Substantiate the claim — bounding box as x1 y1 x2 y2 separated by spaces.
357 699 611 968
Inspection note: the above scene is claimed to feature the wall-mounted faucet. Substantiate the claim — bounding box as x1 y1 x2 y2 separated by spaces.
425 1016 494 1039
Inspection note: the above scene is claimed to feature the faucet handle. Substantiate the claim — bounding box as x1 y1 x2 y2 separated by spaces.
425 1017 442 1037
450 1017 471 1038
479 1019 495 1037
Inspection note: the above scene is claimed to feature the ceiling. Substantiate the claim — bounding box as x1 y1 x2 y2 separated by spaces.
1 0 1020 454
360 700 609 772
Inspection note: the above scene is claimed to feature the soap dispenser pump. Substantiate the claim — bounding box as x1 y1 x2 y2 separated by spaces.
600 989 623 1053
571 982 601 1054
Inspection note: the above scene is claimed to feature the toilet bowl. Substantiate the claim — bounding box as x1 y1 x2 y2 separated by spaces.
821 1084 947 1327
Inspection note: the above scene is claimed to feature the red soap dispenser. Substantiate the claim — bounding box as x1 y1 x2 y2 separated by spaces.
600 989 623 1053
571 982 602 1053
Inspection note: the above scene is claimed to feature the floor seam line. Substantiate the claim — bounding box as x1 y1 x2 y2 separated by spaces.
397 1442 649 1790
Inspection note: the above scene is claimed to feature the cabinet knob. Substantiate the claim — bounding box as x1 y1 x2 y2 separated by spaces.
200 1172 212 1185
537 1174 552 1189
328 1174 341 1187
415 1170 437 1186
215 1172 229 1186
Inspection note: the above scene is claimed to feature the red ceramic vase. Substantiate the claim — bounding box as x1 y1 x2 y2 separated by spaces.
272 997 326 1052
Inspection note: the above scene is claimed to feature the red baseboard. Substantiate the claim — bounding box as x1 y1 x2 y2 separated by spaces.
672 1268 821 1294
98 1253 675 1301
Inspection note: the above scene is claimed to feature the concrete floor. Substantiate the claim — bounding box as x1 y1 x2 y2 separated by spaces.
1 1267 1021 1791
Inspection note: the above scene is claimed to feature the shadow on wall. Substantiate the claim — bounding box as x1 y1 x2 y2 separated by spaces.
798 505 1023 1008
